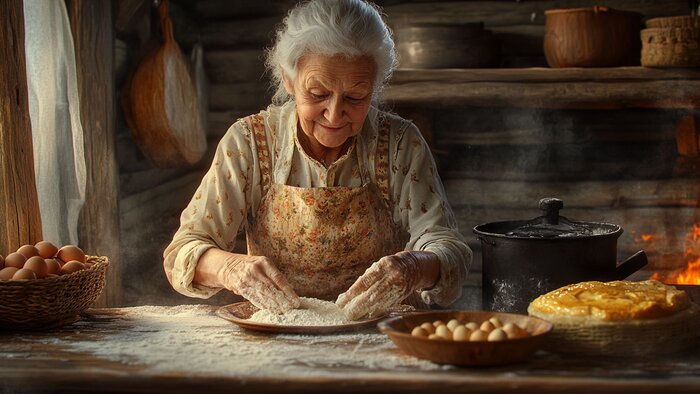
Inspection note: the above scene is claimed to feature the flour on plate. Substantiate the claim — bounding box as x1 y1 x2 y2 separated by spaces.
249 297 352 326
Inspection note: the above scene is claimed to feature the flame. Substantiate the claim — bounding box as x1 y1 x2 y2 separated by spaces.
647 224 700 285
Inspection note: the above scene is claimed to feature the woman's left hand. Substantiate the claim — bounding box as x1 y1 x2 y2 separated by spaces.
336 251 440 320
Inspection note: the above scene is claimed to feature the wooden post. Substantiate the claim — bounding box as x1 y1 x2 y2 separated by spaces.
66 0 122 307
0 0 43 256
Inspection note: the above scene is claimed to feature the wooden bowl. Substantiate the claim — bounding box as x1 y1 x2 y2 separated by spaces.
544 6 642 67
378 311 552 367
394 23 500 69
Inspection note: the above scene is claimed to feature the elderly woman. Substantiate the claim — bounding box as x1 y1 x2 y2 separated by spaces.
163 0 471 320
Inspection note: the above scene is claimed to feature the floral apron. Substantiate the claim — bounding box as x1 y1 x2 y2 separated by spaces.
244 114 409 300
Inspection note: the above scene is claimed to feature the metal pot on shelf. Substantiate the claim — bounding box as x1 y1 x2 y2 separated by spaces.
473 198 648 313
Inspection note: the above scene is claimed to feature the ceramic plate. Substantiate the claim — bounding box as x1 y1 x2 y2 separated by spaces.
216 301 386 334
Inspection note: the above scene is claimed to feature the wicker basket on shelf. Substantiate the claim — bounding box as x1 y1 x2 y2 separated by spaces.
646 16 700 29
641 15 700 67
0 256 108 330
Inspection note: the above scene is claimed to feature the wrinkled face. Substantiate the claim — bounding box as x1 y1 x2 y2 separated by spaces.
283 54 376 149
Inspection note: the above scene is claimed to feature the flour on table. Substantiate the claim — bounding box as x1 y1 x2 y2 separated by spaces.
30 304 447 378
249 297 352 326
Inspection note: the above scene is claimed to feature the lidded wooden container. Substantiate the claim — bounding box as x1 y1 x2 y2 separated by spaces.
543 6 642 68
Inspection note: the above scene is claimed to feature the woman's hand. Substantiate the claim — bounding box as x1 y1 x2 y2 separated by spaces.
195 249 300 314
336 251 440 320
218 254 301 314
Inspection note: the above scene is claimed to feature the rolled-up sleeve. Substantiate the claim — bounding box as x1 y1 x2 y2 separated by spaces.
163 120 256 298
390 120 472 306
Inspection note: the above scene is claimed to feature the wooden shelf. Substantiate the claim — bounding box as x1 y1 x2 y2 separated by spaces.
384 67 700 110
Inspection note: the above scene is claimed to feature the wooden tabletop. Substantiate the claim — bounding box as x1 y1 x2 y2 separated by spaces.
1 305 699 394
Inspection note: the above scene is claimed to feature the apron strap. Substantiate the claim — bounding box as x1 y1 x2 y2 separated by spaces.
374 113 392 210
246 114 273 197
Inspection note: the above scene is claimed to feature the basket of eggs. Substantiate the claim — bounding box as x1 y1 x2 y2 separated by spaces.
0 242 108 330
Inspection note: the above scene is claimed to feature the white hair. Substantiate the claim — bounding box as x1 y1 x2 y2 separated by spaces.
265 0 397 105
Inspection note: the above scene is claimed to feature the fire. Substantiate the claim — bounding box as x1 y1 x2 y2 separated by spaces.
647 223 700 285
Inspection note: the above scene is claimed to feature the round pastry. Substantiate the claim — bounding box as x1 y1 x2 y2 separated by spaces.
528 280 700 356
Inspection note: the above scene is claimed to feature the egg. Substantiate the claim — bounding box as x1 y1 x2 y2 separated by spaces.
0 267 19 280
446 319 461 331
428 333 441 340
480 320 496 333
420 322 435 334
35 241 58 259
432 320 445 327
60 260 86 275
487 328 508 342
45 259 62 275
57 245 86 264
465 322 479 331
488 317 504 328
435 324 452 339
17 244 40 258
469 329 489 341
24 256 48 278
502 323 529 339
4 252 27 269
11 268 37 281
411 326 429 337
452 325 472 341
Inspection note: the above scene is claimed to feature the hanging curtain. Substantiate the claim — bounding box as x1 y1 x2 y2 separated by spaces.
23 0 86 246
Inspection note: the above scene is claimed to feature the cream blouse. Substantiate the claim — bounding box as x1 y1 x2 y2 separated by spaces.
163 101 472 306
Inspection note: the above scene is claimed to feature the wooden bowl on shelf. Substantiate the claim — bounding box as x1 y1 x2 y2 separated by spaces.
544 6 642 68
394 23 500 69
378 311 552 367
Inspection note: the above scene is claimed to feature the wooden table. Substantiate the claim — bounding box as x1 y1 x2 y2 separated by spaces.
1 305 699 394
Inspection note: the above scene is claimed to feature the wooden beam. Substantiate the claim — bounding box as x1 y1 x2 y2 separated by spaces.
200 16 280 48
0 0 43 255
382 0 689 27
209 82 272 111
66 0 122 307
205 49 266 84
385 68 700 109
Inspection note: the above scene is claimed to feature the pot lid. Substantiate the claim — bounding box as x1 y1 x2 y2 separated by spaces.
506 198 616 238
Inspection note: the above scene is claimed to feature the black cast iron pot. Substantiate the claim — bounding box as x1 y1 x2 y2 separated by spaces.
473 198 648 313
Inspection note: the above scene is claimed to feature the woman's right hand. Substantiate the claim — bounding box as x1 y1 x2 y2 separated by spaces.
218 254 301 314
194 248 300 314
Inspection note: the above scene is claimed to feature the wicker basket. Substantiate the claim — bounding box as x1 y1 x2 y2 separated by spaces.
641 27 700 67
646 15 700 29
0 256 108 330
529 302 700 357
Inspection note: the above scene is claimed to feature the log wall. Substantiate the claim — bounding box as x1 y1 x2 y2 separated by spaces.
116 0 700 306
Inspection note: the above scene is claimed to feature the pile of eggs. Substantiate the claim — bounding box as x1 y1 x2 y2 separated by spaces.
411 316 531 342
0 242 88 281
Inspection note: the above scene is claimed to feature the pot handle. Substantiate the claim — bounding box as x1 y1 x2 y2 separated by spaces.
612 250 648 280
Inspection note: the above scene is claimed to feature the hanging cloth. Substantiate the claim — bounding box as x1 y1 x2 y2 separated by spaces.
23 0 86 246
